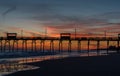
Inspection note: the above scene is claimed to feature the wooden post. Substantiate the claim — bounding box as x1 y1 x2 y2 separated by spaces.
16 40 18 52
31 40 33 52
61 40 63 52
88 40 90 56
32 40 37 52
59 40 63 52
4 40 6 52
68 40 71 52
9 40 11 52
25 40 27 52
78 40 81 52
35 40 37 52
22 40 27 52
4 40 11 52
97 40 100 55
59 40 61 52
22 40 24 52
50 40 54 52
117 40 119 53
43 40 45 52
40 40 42 52
107 40 109 54
52 40 54 52
12 40 15 52
12 40 18 52
0 40 2 52
50 40 51 52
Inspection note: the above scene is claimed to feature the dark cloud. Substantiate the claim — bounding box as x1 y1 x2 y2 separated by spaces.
2 6 16 16
93 12 120 19
0 0 58 15
29 14 108 27
19 3 57 14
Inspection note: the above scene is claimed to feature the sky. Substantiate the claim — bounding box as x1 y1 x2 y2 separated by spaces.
0 0 120 37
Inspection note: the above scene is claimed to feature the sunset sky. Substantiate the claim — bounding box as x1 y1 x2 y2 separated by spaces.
0 0 120 37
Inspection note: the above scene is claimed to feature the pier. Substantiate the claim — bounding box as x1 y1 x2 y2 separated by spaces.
0 36 120 55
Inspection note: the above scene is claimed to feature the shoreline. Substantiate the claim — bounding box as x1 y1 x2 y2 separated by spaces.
5 53 120 76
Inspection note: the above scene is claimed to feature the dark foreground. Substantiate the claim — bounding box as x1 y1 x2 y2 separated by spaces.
5 54 120 76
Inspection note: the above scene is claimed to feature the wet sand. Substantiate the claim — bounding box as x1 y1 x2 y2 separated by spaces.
5 54 120 76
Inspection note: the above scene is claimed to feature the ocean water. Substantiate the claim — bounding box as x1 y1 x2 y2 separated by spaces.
0 53 72 76
0 49 115 76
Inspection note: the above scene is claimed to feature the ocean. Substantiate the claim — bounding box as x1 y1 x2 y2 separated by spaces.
0 49 112 76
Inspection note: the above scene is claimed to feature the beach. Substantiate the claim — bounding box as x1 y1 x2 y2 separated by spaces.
5 53 120 76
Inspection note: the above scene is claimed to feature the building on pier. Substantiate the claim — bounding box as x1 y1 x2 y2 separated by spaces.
7 33 17 39
60 33 71 40
118 34 120 39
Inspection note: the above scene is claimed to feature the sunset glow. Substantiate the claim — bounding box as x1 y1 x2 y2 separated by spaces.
0 0 120 38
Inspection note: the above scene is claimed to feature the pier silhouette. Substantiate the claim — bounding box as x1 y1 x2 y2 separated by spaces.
0 33 120 55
